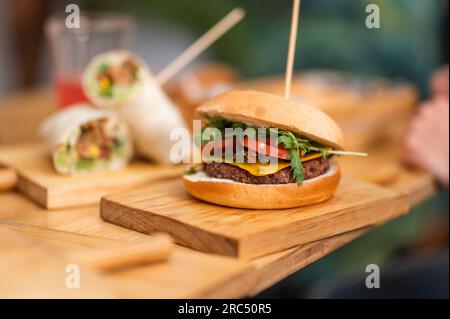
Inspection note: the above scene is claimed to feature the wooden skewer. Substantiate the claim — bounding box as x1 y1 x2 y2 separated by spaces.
0 167 17 191
284 0 301 99
156 8 245 85
75 234 173 272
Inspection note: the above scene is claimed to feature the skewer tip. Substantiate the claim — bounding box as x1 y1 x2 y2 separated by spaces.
232 7 246 19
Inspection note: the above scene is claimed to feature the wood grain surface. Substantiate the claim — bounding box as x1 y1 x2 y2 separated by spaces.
337 146 436 205
0 226 115 298
0 221 255 298
0 143 186 209
0 192 368 298
101 177 410 259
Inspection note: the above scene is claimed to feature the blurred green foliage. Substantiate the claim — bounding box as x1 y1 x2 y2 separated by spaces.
87 0 448 96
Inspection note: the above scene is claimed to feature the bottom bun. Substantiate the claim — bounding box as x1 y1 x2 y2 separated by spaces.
182 160 341 209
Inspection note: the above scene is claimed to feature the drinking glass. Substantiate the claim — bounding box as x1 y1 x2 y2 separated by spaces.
45 12 135 108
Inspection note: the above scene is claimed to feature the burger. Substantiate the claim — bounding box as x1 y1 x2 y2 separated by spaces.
183 90 366 209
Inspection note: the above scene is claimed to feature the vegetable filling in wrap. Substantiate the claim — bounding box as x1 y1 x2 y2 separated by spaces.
83 50 189 164
41 105 133 175
83 50 150 108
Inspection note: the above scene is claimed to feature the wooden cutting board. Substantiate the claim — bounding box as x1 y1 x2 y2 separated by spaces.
0 226 115 298
0 221 255 298
0 143 184 209
337 146 436 205
0 193 367 298
0 167 16 191
101 177 410 259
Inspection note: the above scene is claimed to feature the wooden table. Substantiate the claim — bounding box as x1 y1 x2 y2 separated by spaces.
0 89 435 298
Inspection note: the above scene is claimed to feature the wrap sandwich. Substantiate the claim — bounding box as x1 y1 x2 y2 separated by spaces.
40 104 133 175
82 50 188 164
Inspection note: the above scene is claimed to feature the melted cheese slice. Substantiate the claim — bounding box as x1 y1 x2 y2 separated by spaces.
229 152 323 176
230 161 291 176
300 152 323 162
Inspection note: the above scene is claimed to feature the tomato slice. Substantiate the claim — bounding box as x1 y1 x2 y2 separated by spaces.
242 137 291 160
201 138 235 158
203 138 234 150
202 137 312 161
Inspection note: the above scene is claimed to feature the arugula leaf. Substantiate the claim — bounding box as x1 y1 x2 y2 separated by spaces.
289 149 304 184
205 117 228 129
278 131 305 184
199 117 231 146
232 122 247 130
278 134 296 149
318 147 328 158
199 117 254 146
278 131 297 147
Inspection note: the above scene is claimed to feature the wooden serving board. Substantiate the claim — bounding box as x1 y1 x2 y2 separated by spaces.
101 177 410 259
337 146 436 205
0 225 115 298
0 144 184 209
0 221 255 298
1 186 433 298
0 192 368 298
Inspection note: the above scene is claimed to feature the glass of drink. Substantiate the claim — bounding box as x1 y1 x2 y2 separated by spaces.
45 12 135 108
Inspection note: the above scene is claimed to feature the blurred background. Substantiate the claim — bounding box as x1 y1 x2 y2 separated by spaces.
0 0 448 95
0 0 448 298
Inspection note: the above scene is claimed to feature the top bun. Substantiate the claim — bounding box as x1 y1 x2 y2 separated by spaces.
196 90 345 150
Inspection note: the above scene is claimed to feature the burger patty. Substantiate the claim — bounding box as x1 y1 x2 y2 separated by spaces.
204 157 330 184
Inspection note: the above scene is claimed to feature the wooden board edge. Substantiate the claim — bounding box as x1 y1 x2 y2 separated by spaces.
16 173 48 208
191 264 258 298
238 190 411 259
100 197 241 257
30 173 184 210
405 178 436 208
249 228 367 295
